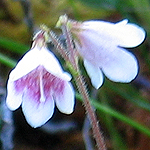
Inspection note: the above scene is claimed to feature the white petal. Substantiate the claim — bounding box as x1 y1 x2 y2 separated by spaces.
9 48 40 81
76 29 138 83
102 47 138 82
115 19 128 25
55 81 74 114
82 20 145 48
114 20 145 47
6 80 23 110
40 47 72 81
84 59 103 89
75 28 114 65
22 89 55 128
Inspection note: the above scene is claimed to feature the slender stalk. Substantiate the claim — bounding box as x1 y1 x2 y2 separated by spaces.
51 17 106 149
61 24 106 150
74 66 106 150
61 25 77 70
49 31 69 62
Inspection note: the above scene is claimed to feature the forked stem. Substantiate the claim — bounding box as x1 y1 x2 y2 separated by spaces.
61 24 106 150
50 20 106 149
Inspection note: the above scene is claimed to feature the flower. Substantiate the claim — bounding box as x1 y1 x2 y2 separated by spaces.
6 29 75 128
58 16 145 89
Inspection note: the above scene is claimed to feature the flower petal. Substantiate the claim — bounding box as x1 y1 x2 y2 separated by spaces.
22 89 55 128
82 19 145 48
9 48 40 81
40 47 72 81
6 80 23 110
102 46 138 82
75 28 114 65
84 59 103 89
54 81 74 114
76 28 138 83
114 20 145 47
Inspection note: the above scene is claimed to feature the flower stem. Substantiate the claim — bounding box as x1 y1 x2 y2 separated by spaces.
61 24 106 150
49 31 69 62
61 25 78 70
74 66 106 150
50 19 106 149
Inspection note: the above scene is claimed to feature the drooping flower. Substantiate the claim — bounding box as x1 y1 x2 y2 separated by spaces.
57 16 146 89
6 28 75 128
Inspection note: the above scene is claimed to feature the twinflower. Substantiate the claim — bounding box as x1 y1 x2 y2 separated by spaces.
6 28 74 128
57 16 146 89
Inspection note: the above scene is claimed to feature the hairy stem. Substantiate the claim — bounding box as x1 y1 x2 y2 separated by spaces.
49 31 69 62
51 18 106 149
74 67 106 150
61 25 78 70
61 24 106 150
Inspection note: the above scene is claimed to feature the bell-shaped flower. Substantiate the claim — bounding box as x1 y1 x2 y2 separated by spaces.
60 17 145 89
6 30 75 128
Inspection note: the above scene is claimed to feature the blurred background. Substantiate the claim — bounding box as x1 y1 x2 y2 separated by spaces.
0 0 150 150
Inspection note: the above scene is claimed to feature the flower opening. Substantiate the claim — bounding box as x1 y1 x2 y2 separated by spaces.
6 28 75 128
57 16 146 89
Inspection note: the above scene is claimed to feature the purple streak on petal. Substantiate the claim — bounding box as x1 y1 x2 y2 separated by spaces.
14 65 65 104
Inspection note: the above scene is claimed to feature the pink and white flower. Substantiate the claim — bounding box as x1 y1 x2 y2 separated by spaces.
70 19 145 89
6 31 75 128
